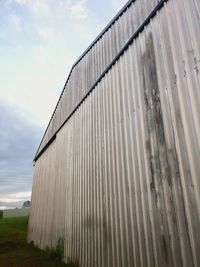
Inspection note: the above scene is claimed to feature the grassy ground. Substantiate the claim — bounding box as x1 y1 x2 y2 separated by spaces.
0 217 78 267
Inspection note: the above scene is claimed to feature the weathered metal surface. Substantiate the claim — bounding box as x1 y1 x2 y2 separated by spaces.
35 0 162 159
28 0 200 266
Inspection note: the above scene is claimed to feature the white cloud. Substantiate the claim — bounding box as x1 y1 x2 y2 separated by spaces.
9 14 22 32
9 191 32 198
0 191 31 203
111 0 127 11
0 198 23 203
7 0 28 6
38 27 55 40
30 0 50 16
69 0 89 21
9 0 50 16
31 45 48 67
65 0 102 41
0 206 9 210
14 0 27 5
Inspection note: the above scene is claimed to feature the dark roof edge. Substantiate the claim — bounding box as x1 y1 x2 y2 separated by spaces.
34 0 168 162
34 0 134 159
73 0 134 66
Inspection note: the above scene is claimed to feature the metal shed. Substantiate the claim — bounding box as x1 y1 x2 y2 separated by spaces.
28 0 200 266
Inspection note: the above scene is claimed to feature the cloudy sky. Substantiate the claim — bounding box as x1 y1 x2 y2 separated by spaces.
0 0 127 209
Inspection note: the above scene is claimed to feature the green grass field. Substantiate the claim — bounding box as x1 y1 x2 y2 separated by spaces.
0 217 78 267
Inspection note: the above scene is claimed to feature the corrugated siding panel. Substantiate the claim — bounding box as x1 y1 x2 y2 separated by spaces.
36 0 162 157
28 0 200 266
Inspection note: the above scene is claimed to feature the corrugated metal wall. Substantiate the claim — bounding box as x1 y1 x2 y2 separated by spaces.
28 0 200 266
35 0 164 158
